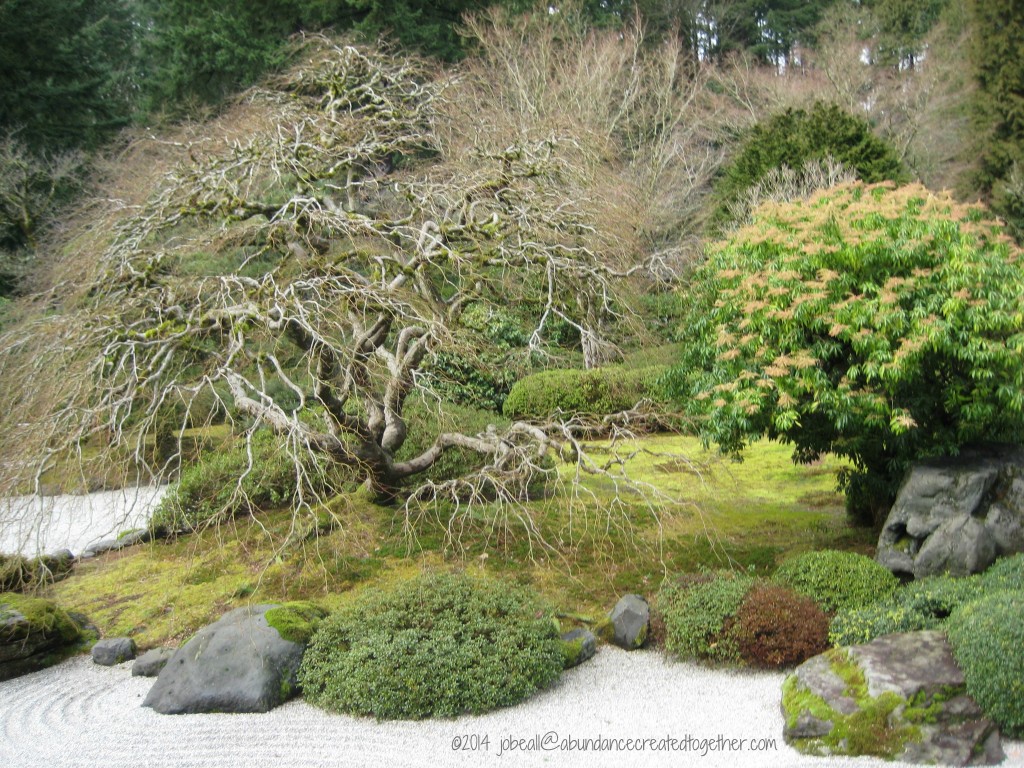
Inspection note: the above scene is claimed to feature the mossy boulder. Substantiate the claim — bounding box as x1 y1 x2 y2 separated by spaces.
782 631 1004 765
561 628 597 668
0 593 84 681
143 604 310 714
264 601 327 645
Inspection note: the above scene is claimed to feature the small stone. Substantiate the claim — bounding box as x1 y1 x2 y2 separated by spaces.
92 637 137 666
561 628 597 668
132 648 175 677
607 594 649 650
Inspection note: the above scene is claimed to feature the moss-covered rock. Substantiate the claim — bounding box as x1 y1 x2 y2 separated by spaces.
264 601 327 645
782 631 1003 764
0 593 85 681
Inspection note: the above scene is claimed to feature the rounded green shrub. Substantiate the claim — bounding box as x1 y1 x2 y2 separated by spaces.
980 552 1024 591
656 571 754 664
502 365 666 421
298 572 563 719
732 583 830 668
946 590 1024 737
150 430 311 533
773 550 898 614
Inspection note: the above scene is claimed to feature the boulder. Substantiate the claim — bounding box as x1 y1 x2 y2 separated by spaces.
782 631 1004 765
561 628 597 668
877 446 1024 578
92 637 137 666
143 604 307 714
0 593 83 682
132 648 175 677
604 594 649 650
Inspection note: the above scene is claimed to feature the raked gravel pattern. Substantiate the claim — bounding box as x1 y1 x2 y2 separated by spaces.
2 647 1021 768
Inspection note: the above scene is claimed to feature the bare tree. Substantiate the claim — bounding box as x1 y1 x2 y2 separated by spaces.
0 28 707 553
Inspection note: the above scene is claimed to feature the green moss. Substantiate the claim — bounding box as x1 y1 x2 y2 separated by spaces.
0 593 81 644
782 648 921 759
264 601 327 645
561 637 585 668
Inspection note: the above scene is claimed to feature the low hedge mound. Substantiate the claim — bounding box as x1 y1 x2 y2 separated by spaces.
502 365 666 421
946 590 1024 738
773 550 898 614
298 572 563 719
732 583 830 668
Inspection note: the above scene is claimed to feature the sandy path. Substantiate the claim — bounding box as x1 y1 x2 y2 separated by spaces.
1 647 1020 768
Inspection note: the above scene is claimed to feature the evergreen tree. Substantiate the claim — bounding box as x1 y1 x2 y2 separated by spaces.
968 0 1024 238
0 0 137 152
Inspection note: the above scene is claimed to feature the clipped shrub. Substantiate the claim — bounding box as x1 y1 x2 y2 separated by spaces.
298 572 563 719
980 552 1024 592
731 583 830 668
656 571 754 664
150 430 309 533
947 590 1024 737
502 365 666 421
773 550 898 614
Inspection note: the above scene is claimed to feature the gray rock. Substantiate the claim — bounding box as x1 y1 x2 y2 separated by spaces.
92 637 137 666
132 648 175 677
561 628 597 668
877 446 1024 578
143 604 305 714
782 631 1003 765
80 529 151 559
607 594 649 650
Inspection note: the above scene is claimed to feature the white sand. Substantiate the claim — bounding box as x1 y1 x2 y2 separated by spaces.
0 486 165 557
0 647 1020 768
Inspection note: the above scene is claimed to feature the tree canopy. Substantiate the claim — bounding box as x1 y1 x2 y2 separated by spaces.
667 182 1024 523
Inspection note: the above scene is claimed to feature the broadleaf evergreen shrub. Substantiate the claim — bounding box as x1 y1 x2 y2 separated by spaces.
946 590 1024 737
656 571 754 664
502 365 666 421
773 550 897 614
298 572 563 719
150 431 310 533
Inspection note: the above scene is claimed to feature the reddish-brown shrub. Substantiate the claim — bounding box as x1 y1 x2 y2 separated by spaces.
730 583 829 668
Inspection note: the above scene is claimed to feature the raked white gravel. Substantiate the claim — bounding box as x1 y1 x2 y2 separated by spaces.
1 645 1021 768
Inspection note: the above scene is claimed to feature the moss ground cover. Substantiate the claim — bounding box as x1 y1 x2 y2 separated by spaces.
47 436 871 649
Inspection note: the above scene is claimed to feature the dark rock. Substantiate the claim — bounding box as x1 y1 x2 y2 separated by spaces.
561 628 597 668
877 446 1024 578
92 637 137 666
782 631 1003 765
0 594 83 682
143 604 306 714
606 594 649 650
132 648 175 677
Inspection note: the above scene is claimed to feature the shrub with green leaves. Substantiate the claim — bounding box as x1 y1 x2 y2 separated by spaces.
946 590 1024 737
298 572 563 719
150 431 309 533
666 182 1024 523
656 571 754 664
711 102 905 229
829 574 984 646
503 365 666 421
979 552 1024 592
732 583 830 668
773 550 897 614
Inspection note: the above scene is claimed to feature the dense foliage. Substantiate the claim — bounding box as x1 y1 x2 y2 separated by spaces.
968 0 1024 240
711 103 905 229
946 590 1024 737
731 583 830 668
298 572 563 718
502 366 666 421
668 182 1024 521
0 0 136 152
772 550 897 613
656 571 754 664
